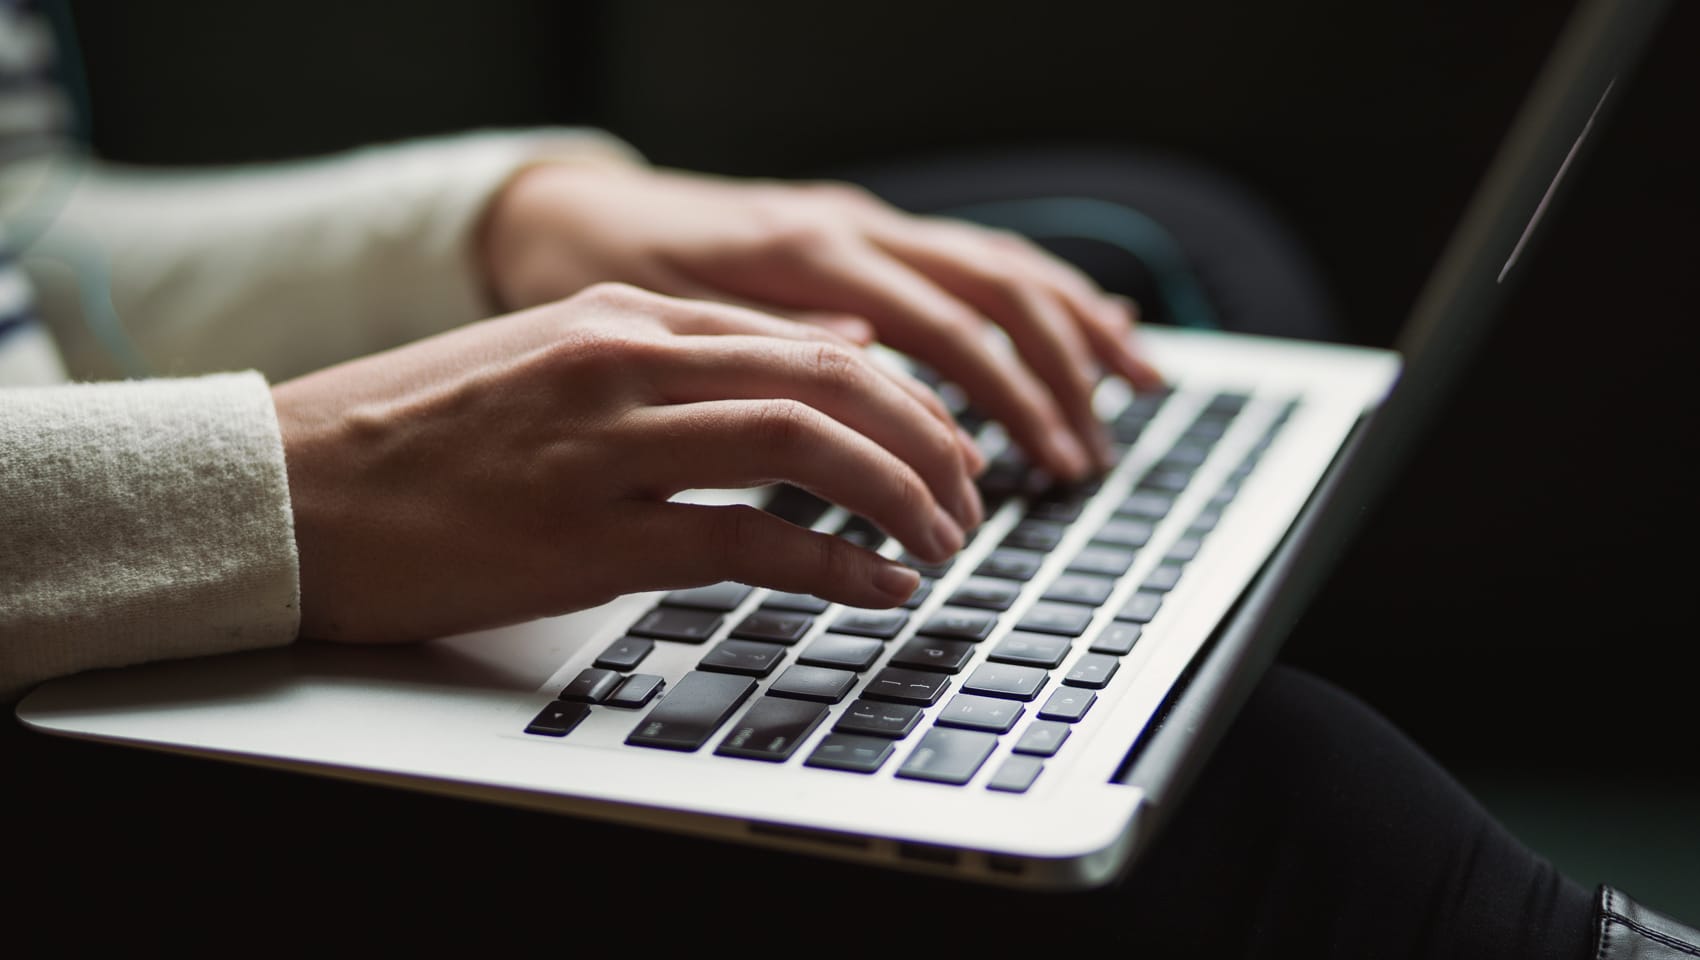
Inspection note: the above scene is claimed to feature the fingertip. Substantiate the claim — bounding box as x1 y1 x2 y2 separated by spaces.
957 427 988 475
1108 293 1142 327
1047 431 1094 483
819 315 877 346
874 560 921 604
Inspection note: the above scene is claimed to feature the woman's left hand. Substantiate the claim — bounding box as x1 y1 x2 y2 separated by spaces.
478 164 1165 482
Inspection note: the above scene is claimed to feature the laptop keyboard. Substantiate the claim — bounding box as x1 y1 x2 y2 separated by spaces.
524 387 1296 793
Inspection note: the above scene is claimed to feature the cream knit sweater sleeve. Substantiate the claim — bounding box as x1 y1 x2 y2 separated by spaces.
2 128 640 701
0 373 296 701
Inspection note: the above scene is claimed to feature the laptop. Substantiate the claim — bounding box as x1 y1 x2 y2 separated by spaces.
15 0 1667 891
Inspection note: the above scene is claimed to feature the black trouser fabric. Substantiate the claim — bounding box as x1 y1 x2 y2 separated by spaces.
1095 664 1595 957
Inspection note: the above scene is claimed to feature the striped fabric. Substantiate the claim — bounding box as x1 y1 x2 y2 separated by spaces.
1 0 71 385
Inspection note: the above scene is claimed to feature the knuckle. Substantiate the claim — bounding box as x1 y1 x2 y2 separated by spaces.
814 532 855 583
749 399 818 453
895 466 931 518
766 222 841 263
538 327 663 381
716 505 767 569
806 342 864 396
572 280 650 309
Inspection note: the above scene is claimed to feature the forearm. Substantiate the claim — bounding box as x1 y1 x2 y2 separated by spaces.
0 373 298 701
22 129 640 382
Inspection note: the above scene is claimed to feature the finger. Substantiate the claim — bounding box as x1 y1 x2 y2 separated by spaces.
869 226 1113 468
648 293 984 477
765 240 1093 481
662 275 881 346
653 294 862 345
639 340 983 529
1080 294 1166 391
628 399 967 563
948 224 1167 391
622 502 921 608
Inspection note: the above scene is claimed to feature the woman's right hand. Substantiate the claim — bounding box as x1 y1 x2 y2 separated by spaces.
272 283 984 644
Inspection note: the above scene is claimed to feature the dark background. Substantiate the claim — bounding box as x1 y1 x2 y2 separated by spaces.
18 0 1697 925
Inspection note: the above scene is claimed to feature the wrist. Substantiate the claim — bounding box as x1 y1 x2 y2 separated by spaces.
476 161 610 313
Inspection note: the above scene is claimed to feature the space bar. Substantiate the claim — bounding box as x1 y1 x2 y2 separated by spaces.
625 671 756 752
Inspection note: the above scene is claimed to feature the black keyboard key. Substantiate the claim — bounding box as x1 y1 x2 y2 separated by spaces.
559 668 623 704
1163 440 1214 468
975 455 1037 505
797 633 885 671
1015 602 1095 637
976 548 1045 581
1003 518 1067 551
987 755 1044 793
937 694 1025 734
698 639 788 677
729 610 814 645
837 514 887 549
629 607 723 643
890 636 977 674
761 591 831 614
626 671 757 751
962 663 1049 701
661 582 752 611
897 728 998 785
1094 518 1154 549
805 734 895 774
863 667 950 706
1143 562 1184 593
1205 392 1251 416
949 576 1021 612
1139 467 1194 493
1013 720 1071 756
525 700 590 737
1116 591 1164 624
1037 687 1096 722
989 631 1073 668
1209 484 1241 509
715 697 830 761
1026 489 1089 523
767 664 858 703
1042 573 1115 607
898 552 954 579
605 673 665 708
1063 653 1120 689
1089 622 1143 655
1167 536 1204 563
1068 544 1136 577
1117 491 1174 520
1188 509 1223 535
833 699 924 739
594 636 654 671
764 484 831 528
901 578 935 610
830 608 909 639
917 608 998 643
1184 417 1232 443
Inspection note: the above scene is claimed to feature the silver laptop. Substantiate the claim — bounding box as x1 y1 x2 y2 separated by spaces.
15 0 1665 891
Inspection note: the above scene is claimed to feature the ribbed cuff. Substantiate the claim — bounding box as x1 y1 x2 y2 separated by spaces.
0 371 299 699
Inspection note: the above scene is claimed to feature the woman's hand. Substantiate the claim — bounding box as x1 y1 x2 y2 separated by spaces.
273 283 983 644
478 164 1164 482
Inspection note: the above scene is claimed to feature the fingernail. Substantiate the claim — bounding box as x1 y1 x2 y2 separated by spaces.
874 560 921 603
957 427 987 474
930 504 965 558
1051 433 1092 481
